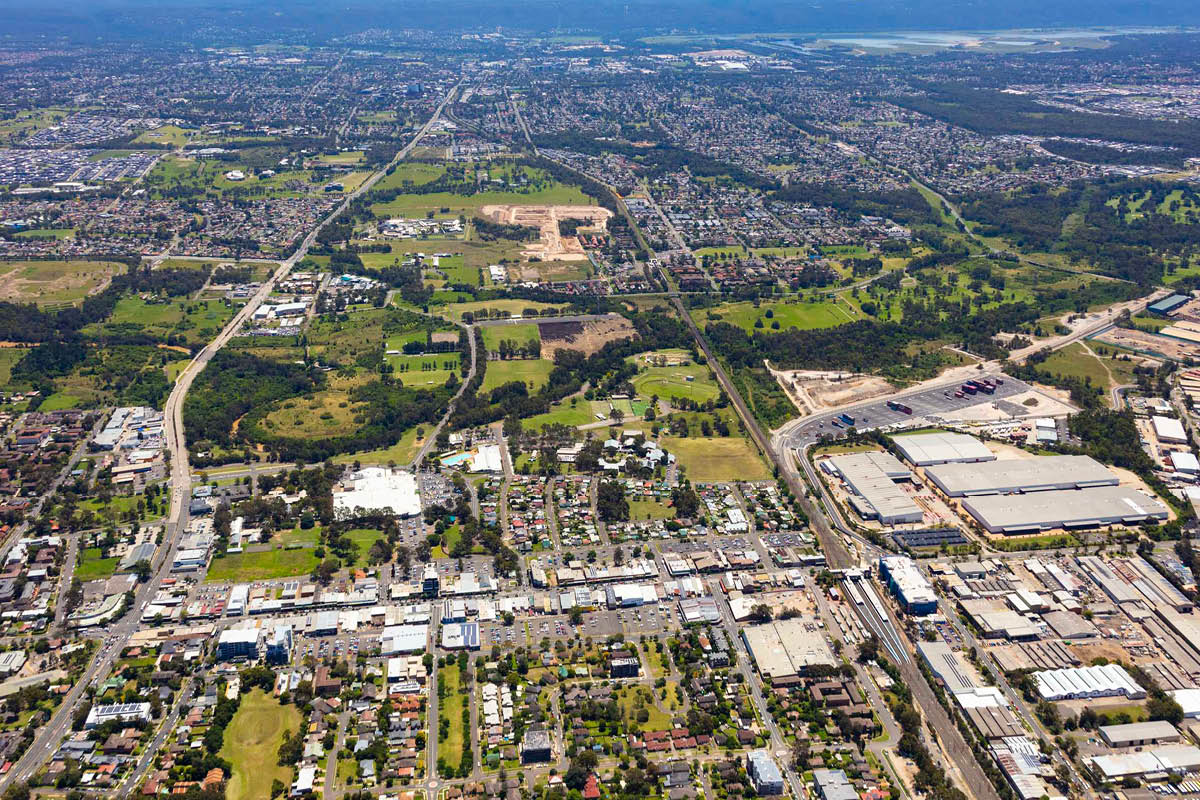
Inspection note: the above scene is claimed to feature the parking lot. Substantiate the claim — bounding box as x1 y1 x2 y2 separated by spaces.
792 373 1031 445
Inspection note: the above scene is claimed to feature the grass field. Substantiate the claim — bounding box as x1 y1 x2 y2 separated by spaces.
221 690 303 800
440 299 567 322
371 162 593 219
134 124 194 147
332 426 426 467
0 260 126 307
75 547 119 582
0 348 27 388
660 437 770 482
629 498 674 521
480 359 553 393
12 227 74 240
631 364 718 405
481 323 540 353
40 392 81 411
523 399 609 430
694 299 860 333
258 390 365 440
206 547 319 582
390 353 461 389
1037 342 1138 400
438 663 465 771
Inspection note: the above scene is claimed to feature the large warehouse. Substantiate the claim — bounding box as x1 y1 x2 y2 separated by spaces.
825 452 923 525
961 486 1169 534
924 455 1117 497
741 618 838 681
892 432 996 466
1034 664 1145 701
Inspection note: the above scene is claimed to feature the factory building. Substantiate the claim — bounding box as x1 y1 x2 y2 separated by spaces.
1154 415 1189 445
333 467 421 518
892 432 996 466
824 452 923 525
1089 745 1200 779
924 455 1117 497
961 486 1169 534
1149 294 1191 316
741 618 838 681
1099 720 1181 748
878 556 938 615
1034 664 1144 701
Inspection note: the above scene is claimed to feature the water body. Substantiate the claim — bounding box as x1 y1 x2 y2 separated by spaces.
798 26 1186 52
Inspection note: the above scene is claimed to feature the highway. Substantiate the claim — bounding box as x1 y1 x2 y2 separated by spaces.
0 82 462 792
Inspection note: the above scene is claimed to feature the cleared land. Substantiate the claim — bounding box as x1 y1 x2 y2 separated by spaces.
480 359 554 393
481 323 540 353
0 260 126 307
221 690 303 800
660 436 770 482
206 547 318 582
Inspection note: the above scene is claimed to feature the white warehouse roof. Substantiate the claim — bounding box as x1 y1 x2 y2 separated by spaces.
1154 415 1188 444
892 432 996 466
334 467 421 518
925 455 1117 497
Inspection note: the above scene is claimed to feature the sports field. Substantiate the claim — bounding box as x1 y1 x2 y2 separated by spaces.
481 323 540 353
220 690 303 800
389 353 461 388
480 359 554 393
660 436 770 482
631 364 718 404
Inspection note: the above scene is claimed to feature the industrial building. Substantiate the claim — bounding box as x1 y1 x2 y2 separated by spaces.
741 618 837 680
925 455 1117 497
878 556 938 615
333 467 421 518
892 432 996 466
1154 415 1189 445
1033 664 1145 701
215 628 260 661
825 452 923 525
959 599 1039 640
1149 294 1191 316
1099 720 1181 748
747 750 785 796
961 486 1169 534
917 640 983 693
1089 745 1200 779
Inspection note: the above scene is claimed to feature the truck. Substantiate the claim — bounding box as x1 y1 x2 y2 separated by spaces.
840 413 856 426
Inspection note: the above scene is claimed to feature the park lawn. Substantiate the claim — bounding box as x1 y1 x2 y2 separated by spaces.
616 685 672 731
480 359 553 394
631 364 718 405
441 299 567 322
385 329 429 351
165 359 190 382
206 548 320 582
0 260 127 307
629 498 674 521
438 663 465 767
1036 342 1138 396
522 399 609 430
481 323 540 353
430 254 479 287
345 528 384 567
694 299 859 333
257 390 366 440
332 426 426 467
75 547 119 582
390 353 460 389
660 436 770 482
312 150 365 165
221 689 303 800
373 161 447 192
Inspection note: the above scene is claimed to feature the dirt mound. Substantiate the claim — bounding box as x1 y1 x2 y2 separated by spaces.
539 315 637 358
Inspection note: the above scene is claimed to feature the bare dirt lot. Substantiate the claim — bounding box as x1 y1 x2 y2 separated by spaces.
0 259 124 307
481 204 612 262
539 315 637 358
1094 326 1200 361
769 367 894 416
